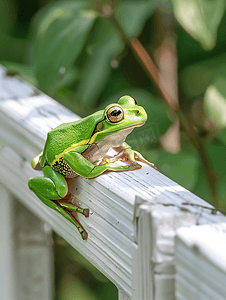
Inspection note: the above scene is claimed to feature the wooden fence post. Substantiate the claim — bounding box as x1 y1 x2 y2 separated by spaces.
0 184 54 300
0 185 16 300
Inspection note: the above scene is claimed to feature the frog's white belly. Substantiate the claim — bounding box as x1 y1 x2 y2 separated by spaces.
83 128 133 166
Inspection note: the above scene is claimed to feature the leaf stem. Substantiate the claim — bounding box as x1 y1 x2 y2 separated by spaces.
104 5 218 207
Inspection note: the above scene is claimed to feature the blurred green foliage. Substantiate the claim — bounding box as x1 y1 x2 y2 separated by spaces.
172 0 225 50
1 0 226 298
54 234 118 300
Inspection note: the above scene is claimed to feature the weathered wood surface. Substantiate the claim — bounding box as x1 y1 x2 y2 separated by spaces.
0 185 16 300
176 223 226 300
0 64 226 299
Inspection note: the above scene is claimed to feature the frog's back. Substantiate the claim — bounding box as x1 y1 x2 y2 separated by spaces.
42 111 103 164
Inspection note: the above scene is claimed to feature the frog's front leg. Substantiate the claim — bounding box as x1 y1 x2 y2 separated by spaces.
110 143 160 171
28 165 88 240
63 149 139 178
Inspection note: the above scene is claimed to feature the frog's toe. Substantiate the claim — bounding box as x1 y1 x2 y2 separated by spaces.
152 164 160 172
129 162 142 170
81 230 88 240
83 208 89 218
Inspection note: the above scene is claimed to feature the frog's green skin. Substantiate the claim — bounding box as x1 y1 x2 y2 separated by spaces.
28 96 158 240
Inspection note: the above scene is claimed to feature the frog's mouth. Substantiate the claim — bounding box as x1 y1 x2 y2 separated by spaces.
93 119 147 136
131 119 147 128
112 118 147 132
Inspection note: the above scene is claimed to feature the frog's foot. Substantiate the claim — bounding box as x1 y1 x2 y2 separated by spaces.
59 202 89 218
59 206 88 240
134 152 160 171
30 191 88 240
101 149 131 165
81 230 88 240
111 143 160 171
127 162 142 171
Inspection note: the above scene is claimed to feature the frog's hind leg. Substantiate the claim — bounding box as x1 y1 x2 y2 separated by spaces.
37 194 88 239
28 166 88 240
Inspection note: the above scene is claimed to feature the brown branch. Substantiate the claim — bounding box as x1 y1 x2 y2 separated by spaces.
103 5 218 207
130 38 179 111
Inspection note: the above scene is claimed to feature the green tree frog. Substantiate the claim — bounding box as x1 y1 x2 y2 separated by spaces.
28 95 158 240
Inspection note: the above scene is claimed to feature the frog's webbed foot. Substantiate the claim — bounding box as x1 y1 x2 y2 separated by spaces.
68 211 88 240
110 144 160 171
100 148 132 165
55 200 89 240
133 152 160 171
128 161 142 170
99 149 142 172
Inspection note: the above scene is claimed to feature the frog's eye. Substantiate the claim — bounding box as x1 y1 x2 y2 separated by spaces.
106 105 124 123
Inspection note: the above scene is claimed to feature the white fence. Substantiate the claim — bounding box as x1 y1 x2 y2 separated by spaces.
0 65 226 300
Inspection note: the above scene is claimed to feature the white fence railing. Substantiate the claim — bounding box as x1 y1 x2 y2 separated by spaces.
0 65 226 300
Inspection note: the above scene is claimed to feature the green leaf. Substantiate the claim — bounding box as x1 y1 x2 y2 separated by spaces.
75 1 157 106
180 53 226 98
115 1 157 37
32 1 96 93
172 0 226 50
75 18 123 107
75 50 113 106
204 75 226 128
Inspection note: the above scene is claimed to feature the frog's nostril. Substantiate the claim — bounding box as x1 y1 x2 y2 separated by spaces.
136 110 140 114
